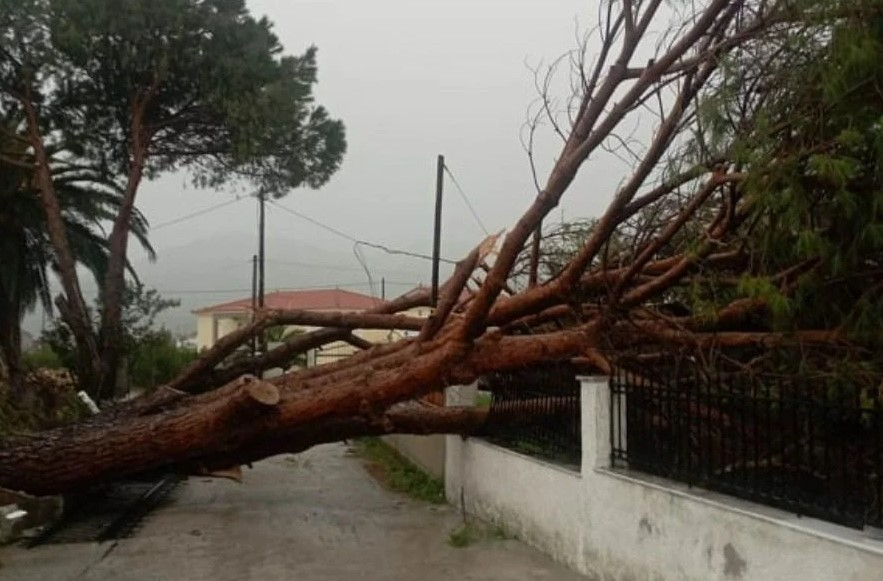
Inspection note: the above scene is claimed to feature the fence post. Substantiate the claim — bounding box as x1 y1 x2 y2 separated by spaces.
445 382 478 407
578 375 614 473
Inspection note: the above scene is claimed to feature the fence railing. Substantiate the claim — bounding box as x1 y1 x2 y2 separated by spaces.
484 364 581 467
610 366 883 530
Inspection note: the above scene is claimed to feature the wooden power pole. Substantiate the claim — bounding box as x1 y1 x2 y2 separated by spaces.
258 193 267 377
431 154 444 307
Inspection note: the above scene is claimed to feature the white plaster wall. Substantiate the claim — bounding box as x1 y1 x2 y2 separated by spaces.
383 434 446 479
195 315 214 351
444 379 883 581
216 316 246 343
446 436 585 571
580 468 883 581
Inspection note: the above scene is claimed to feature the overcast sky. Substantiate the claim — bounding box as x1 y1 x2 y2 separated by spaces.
29 1 626 334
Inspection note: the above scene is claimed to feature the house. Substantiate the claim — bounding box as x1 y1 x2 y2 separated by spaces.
193 288 388 366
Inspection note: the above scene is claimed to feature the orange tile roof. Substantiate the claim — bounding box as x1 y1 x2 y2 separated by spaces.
193 288 384 315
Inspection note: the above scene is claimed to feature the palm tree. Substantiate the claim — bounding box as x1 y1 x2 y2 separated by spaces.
0 118 154 403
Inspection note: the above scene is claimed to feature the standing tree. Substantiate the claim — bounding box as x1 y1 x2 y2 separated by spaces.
0 111 153 403
0 0 346 399
2 0 882 496
42 284 183 394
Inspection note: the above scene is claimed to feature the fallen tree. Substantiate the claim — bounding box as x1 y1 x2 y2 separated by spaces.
2 0 882 496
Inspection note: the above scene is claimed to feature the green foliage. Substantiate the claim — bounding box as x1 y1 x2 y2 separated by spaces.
736 276 793 328
1 0 345 395
128 330 198 391
354 438 446 504
448 521 513 548
0 109 154 379
447 524 477 548
22 344 63 370
42 284 195 391
680 0 883 347
2 0 346 198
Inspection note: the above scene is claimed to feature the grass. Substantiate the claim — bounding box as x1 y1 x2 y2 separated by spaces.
475 391 492 408
353 437 445 504
448 520 513 548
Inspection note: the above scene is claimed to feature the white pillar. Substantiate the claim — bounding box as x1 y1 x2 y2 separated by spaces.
444 382 477 505
578 375 614 472
444 381 477 407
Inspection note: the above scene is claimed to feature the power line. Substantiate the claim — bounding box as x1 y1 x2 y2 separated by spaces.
353 243 377 298
151 196 247 230
153 281 423 295
443 164 490 236
267 199 458 265
264 259 417 275
267 199 358 242
354 240 457 265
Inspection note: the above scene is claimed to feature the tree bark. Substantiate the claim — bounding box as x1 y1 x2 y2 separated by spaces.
20 90 101 388
0 300 25 405
0 325 599 495
97 111 151 402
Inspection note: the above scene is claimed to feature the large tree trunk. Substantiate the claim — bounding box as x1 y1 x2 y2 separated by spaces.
0 300 26 406
0 1 816 500
0 325 598 495
19 90 102 390
97 101 153 402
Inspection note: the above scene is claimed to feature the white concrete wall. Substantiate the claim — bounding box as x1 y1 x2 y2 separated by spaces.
383 434 446 479
445 377 883 581
446 437 585 570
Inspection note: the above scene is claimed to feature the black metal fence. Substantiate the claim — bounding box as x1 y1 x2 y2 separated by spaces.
610 366 883 530
484 364 581 467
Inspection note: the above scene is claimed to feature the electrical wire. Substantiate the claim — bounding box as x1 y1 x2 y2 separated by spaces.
353 243 377 298
151 196 247 230
267 199 359 242
443 163 490 236
268 199 458 265
264 259 416 275
79 280 421 297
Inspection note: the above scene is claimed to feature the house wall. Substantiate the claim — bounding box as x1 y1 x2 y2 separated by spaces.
195 315 215 352
445 377 883 581
217 316 245 344
195 314 249 351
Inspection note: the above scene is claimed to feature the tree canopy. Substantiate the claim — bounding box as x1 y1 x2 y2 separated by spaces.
0 0 346 398
4 0 346 194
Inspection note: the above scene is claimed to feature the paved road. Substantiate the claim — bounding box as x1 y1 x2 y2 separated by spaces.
0 443 585 580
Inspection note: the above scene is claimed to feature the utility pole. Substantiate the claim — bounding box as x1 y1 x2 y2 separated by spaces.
257 193 267 378
431 154 444 307
251 254 258 365
258 193 266 311
381 277 386 301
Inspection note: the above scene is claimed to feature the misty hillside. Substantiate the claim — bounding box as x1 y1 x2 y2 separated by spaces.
22 232 445 337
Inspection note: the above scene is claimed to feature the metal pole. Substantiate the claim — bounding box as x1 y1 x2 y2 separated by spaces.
431 154 444 307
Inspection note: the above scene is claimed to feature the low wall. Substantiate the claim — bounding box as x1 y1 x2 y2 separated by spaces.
445 377 883 581
382 434 445 479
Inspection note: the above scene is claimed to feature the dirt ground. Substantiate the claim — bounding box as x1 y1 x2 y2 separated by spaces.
0 443 585 580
